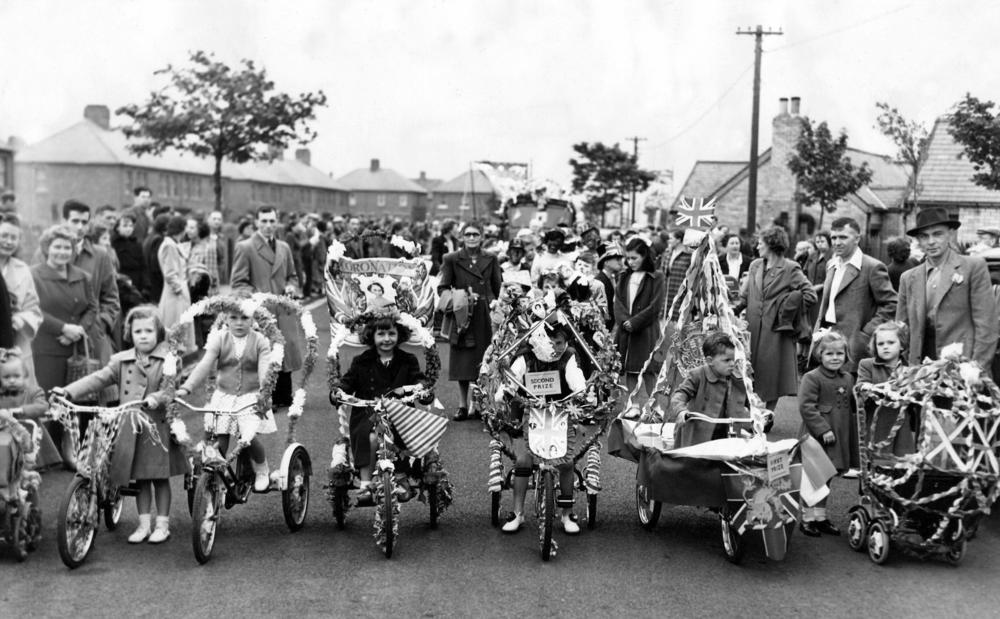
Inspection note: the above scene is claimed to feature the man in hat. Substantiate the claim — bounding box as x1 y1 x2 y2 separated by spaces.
596 246 623 329
969 227 1000 255
897 207 998 370
502 237 530 272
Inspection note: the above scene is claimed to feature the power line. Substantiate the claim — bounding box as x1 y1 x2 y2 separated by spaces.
766 4 910 54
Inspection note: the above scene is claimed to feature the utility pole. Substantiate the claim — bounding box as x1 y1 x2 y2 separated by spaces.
737 25 782 236
626 136 646 226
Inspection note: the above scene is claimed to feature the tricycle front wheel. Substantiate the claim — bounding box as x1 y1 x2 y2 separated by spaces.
191 472 222 565
281 446 310 532
57 476 97 569
540 470 555 562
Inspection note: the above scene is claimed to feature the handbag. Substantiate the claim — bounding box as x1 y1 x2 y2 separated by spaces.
65 337 117 405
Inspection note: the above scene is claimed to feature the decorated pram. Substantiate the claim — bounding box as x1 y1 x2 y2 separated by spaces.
477 291 621 561
609 205 817 563
325 245 453 558
849 344 1000 565
0 414 43 562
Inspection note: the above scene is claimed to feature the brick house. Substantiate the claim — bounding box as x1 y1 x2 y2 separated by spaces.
13 105 349 225
671 98 910 240
429 169 499 220
912 116 1000 243
0 137 15 194
337 159 429 221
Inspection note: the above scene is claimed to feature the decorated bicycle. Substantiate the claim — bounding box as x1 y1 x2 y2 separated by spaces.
608 200 823 564
169 293 318 564
325 242 453 558
0 411 46 562
849 343 1000 565
477 281 621 561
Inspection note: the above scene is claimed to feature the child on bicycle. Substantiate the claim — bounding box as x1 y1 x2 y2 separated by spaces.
176 304 275 493
54 306 186 544
499 321 586 535
797 329 855 537
669 332 754 448
330 313 432 501
0 348 61 471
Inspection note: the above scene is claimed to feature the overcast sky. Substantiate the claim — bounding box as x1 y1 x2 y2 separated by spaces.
1 0 997 189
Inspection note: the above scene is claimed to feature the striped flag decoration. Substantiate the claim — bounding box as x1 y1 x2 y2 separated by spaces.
383 400 449 458
488 440 504 493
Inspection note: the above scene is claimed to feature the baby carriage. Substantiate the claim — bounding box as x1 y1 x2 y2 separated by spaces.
849 345 1000 565
477 298 622 561
0 414 43 562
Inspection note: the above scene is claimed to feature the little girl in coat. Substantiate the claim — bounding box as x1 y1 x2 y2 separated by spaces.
0 348 61 470
176 306 274 492
55 306 187 544
797 329 856 538
856 322 915 456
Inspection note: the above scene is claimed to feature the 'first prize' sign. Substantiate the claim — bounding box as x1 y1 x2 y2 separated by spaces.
525 371 560 397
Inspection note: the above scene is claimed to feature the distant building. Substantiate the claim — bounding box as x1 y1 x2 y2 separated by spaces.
13 105 349 224
671 97 910 239
0 138 14 194
337 159 429 220
913 116 1000 243
430 169 499 220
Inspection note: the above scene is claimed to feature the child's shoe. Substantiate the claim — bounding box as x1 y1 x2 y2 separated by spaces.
502 512 524 533
842 468 860 479
128 514 152 544
561 513 581 535
252 459 271 492
148 516 170 544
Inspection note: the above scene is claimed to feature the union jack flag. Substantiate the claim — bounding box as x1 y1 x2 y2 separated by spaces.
383 400 449 458
675 197 717 229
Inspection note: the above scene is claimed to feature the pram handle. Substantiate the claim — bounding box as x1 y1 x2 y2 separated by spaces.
682 412 756 425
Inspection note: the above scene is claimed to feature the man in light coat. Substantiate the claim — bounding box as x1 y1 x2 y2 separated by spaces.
231 206 303 411
813 217 897 374
897 208 998 371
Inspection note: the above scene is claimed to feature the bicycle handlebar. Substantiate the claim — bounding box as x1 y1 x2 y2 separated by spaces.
49 396 148 416
173 397 258 416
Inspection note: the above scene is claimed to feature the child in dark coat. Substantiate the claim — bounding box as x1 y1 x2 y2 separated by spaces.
856 322 914 456
797 329 856 537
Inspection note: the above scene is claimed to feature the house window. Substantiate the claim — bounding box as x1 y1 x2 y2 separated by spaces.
399 194 408 208
377 194 386 207
349 194 357 207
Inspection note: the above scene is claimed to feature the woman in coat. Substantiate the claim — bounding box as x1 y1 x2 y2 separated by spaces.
31 224 99 464
739 226 817 409
437 222 501 421
0 215 39 380
158 215 195 353
614 237 666 398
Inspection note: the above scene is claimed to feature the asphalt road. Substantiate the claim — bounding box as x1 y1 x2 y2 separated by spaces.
5 305 1000 618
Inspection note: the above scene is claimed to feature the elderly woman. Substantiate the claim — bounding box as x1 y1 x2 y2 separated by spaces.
738 226 817 410
31 224 99 464
158 215 195 353
0 214 42 381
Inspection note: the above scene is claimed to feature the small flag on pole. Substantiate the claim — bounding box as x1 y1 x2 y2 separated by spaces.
383 400 449 458
675 197 717 229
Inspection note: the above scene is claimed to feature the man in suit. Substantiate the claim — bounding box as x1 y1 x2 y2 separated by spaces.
231 206 303 419
897 208 998 371
207 210 231 290
430 219 458 276
813 217 897 374
124 186 154 244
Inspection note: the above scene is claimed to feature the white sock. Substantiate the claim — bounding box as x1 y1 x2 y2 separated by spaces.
815 507 828 521
802 507 816 522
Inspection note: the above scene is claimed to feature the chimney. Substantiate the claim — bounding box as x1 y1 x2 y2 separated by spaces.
768 97 805 228
84 105 110 130
267 145 284 160
370 158 380 172
778 97 789 116
419 171 426 181
790 96 801 115
295 148 311 166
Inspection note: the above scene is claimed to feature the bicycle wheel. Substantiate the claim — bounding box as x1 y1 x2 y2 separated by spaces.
282 446 310 532
103 488 124 531
332 486 348 529
540 470 555 562
191 472 222 565
636 484 662 530
57 476 98 569
428 482 439 529
381 470 395 559
490 491 501 527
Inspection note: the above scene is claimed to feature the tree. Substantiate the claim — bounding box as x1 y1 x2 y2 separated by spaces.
787 118 873 229
948 93 1000 190
569 142 656 226
117 50 327 212
874 101 928 229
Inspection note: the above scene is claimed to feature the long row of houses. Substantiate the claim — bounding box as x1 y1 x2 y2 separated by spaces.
3 105 500 224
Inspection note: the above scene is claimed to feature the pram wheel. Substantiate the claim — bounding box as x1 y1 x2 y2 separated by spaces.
846 508 869 552
945 539 966 565
587 494 597 530
720 510 745 564
867 520 891 565
635 484 662 530
281 445 310 532
490 491 501 527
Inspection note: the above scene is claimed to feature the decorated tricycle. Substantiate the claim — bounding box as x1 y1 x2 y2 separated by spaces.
849 344 1000 565
325 246 453 559
0 413 44 562
477 298 621 562
170 294 318 565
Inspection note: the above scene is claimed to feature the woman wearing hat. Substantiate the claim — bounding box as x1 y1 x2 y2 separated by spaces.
896 207 998 371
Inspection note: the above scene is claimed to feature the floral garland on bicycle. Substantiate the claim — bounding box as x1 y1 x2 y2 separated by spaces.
166 295 285 449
